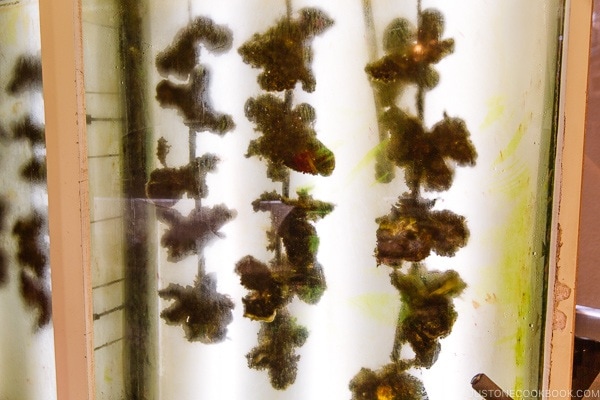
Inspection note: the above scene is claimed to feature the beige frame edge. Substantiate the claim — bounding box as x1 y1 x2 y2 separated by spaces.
37 0 592 399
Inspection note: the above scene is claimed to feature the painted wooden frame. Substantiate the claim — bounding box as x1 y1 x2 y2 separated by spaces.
543 0 593 398
39 0 94 398
38 0 591 398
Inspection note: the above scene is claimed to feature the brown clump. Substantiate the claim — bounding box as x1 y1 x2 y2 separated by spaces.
383 108 477 192
146 154 219 207
7 54 42 94
246 310 308 390
376 196 468 265
349 363 428 400
156 16 233 80
12 212 52 329
245 95 334 180
391 265 466 367
156 66 234 134
238 7 333 92
366 10 454 91
156 204 236 262
159 273 234 343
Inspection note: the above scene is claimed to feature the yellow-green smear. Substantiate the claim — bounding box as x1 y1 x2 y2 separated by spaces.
480 96 506 130
296 184 315 194
349 292 399 326
1 9 20 45
495 121 529 165
104 366 113 383
495 161 537 398
514 376 525 400
352 139 390 179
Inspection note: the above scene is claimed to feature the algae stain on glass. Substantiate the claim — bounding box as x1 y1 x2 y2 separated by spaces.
480 96 506 131
493 136 541 395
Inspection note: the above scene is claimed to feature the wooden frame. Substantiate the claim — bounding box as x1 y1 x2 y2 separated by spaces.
544 0 593 397
37 0 591 398
39 0 94 399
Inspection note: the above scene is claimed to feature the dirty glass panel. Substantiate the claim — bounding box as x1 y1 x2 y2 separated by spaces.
0 1 56 399
82 1 149 398
82 1 565 399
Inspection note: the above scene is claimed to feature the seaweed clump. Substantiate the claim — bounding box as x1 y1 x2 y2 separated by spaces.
239 7 334 92
6 54 43 94
253 190 333 271
155 66 234 134
10 116 47 183
392 265 466 367
375 196 468 264
149 17 236 343
156 204 236 262
235 191 331 322
366 9 454 101
1 54 51 330
156 16 233 80
159 273 234 343
235 255 286 321
383 109 476 192
146 151 219 206
350 363 428 400
236 4 335 390
350 4 476 397
245 95 334 179
246 310 309 390
10 116 45 146
12 212 51 328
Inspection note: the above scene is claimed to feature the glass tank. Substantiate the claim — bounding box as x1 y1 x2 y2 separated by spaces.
81 0 565 399
0 0 56 399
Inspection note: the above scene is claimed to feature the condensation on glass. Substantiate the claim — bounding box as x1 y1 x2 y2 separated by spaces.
81 1 565 399
0 0 56 399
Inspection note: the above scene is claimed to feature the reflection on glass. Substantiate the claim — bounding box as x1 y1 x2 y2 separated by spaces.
0 0 55 399
82 1 565 399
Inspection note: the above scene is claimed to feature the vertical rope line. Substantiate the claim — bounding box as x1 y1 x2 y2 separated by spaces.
362 0 396 183
186 1 203 277
416 0 425 121
275 0 294 263
282 0 293 199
